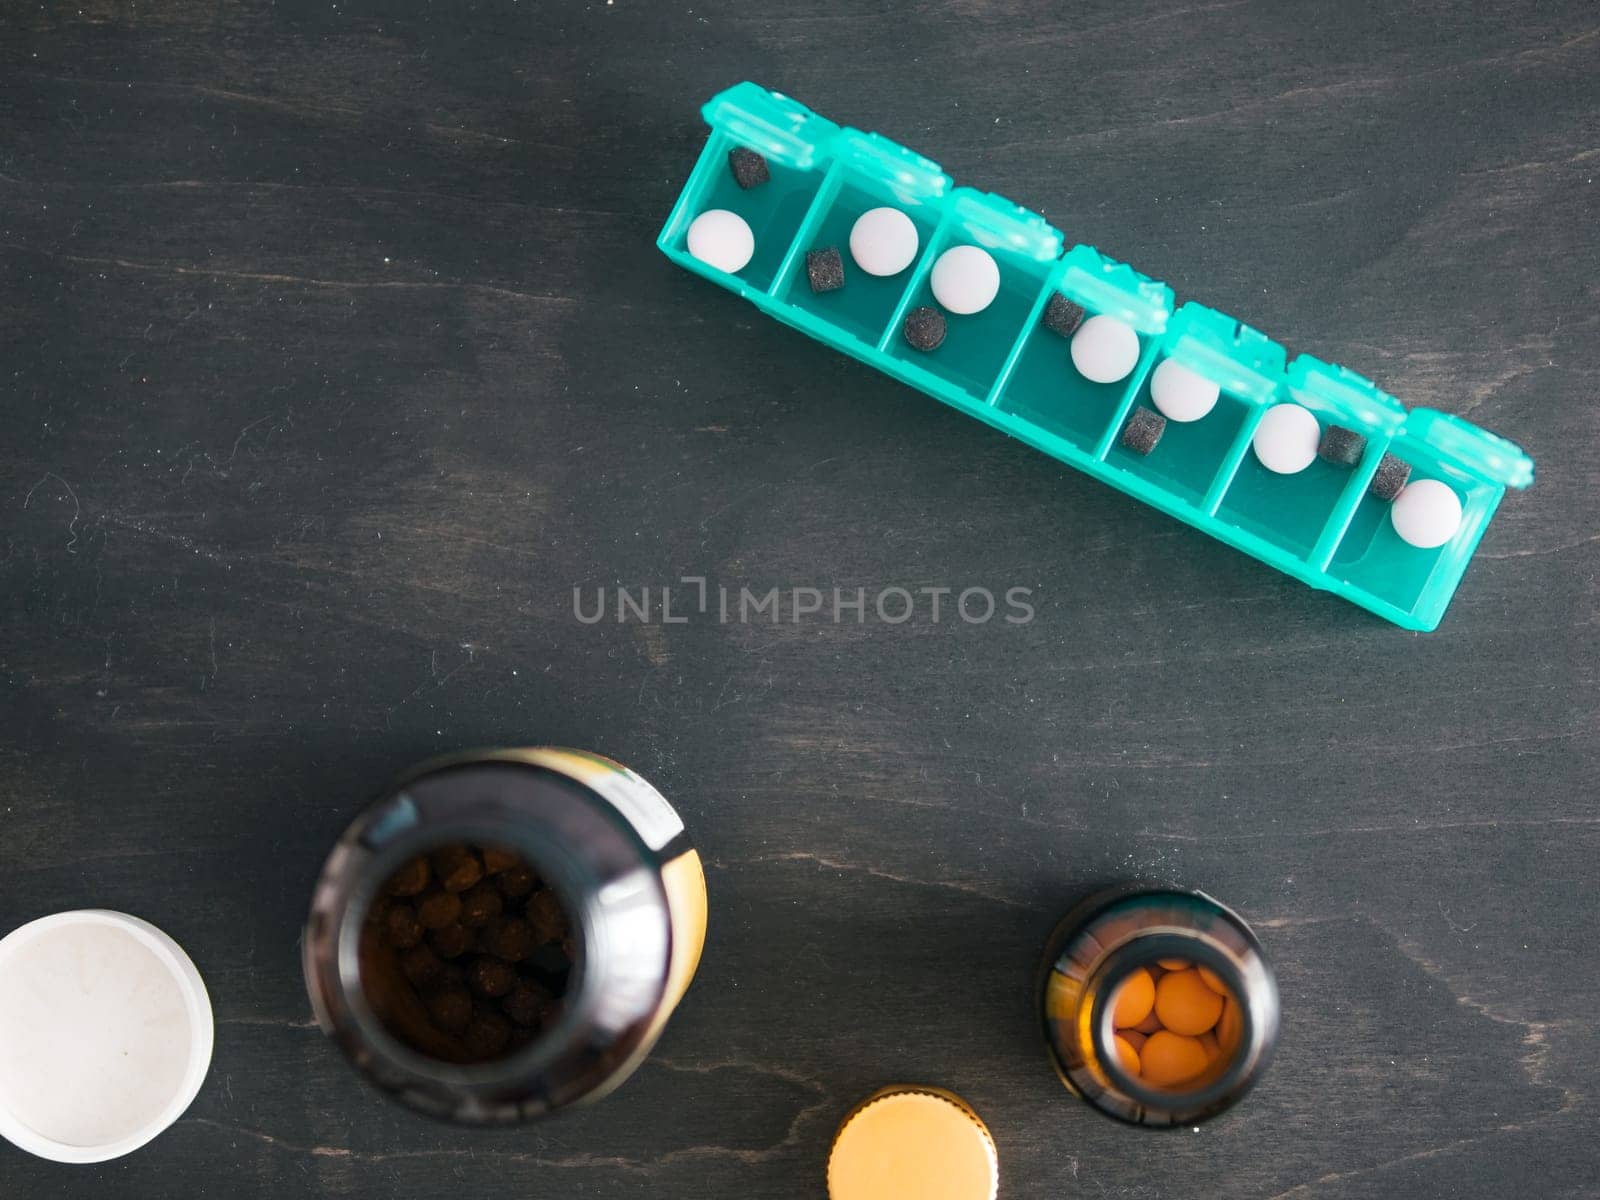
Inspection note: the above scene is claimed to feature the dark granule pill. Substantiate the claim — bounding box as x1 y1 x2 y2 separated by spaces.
1369 452 1411 501
463 1010 512 1060
497 865 536 899
429 922 475 960
399 944 443 986
431 845 483 894
527 891 567 944
806 247 845 293
903 305 946 352
386 856 430 897
459 882 504 928
383 904 424 950
1318 425 1367 467
502 982 553 1028
480 846 520 875
415 888 462 930
728 146 770 190
424 984 472 1033
1119 407 1166 456
484 916 536 963
1042 293 1087 339
468 957 517 999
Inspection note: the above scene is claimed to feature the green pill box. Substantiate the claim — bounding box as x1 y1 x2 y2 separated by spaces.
658 82 1533 631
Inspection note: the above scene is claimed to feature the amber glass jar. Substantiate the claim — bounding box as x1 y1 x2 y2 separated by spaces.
303 748 706 1123
1040 885 1278 1127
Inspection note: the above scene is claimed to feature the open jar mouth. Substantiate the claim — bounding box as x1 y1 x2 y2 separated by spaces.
338 823 593 1090
305 750 702 1125
1040 886 1279 1128
1088 934 1256 1112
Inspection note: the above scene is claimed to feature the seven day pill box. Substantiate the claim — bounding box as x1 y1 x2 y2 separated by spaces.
657 82 1535 632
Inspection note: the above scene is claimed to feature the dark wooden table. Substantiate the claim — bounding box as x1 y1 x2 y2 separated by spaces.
3 3 1596 1196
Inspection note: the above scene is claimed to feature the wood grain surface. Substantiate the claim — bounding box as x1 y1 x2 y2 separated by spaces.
2 2 1597 1197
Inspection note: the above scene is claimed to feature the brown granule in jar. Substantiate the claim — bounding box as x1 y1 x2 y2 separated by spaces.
359 843 578 1064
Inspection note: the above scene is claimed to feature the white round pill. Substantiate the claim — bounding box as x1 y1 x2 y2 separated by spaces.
930 245 1001 315
1390 478 1463 548
1252 403 1320 474
849 207 919 277
1070 315 1141 384
686 209 755 274
1150 358 1221 423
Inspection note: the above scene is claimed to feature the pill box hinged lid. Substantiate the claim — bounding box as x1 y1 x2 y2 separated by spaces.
1162 303 1286 406
1285 356 1407 437
701 81 838 170
833 128 950 207
1399 409 1535 489
947 188 1062 262
1053 244 1174 335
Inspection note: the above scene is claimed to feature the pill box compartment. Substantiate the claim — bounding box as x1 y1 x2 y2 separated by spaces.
659 86 842 295
1327 411 1532 624
1215 444 1348 557
995 247 1174 458
781 180 944 342
777 132 951 346
998 321 1154 457
1215 358 1407 559
1327 465 1457 615
1105 389 1248 505
688 138 827 293
884 190 1065 400
1105 310 1289 507
1220 443 1356 568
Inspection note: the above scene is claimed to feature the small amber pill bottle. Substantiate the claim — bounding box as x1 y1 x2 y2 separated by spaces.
1040 885 1278 1127
303 748 707 1123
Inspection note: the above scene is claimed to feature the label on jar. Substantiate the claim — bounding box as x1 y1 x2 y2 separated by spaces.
531 749 686 852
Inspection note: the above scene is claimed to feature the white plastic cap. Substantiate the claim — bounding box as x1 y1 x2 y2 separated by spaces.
0 910 214 1163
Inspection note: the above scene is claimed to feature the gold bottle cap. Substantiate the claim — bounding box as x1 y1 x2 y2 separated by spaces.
827 1086 998 1200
